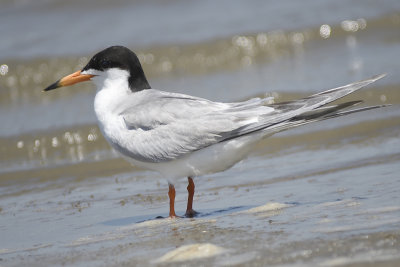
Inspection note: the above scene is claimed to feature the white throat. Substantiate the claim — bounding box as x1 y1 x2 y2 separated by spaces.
85 68 133 132
86 68 131 94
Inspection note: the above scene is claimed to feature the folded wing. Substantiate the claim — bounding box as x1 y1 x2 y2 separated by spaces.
120 74 386 163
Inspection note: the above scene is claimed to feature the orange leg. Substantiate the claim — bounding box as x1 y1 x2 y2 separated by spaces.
185 177 198 217
168 184 177 218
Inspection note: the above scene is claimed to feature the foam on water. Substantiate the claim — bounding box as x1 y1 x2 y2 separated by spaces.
154 243 228 263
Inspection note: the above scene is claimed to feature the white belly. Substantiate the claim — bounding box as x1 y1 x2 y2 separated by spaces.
94 87 268 183
120 132 266 183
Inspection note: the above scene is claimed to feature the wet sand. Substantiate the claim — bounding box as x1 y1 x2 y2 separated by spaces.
1 1 400 266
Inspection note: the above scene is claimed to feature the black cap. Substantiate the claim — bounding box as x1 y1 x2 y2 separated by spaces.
82 46 151 92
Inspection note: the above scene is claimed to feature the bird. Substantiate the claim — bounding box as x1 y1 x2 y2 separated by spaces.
44 45 388 218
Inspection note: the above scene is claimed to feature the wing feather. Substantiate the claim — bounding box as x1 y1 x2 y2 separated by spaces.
119 90 273 162
118 74 385 163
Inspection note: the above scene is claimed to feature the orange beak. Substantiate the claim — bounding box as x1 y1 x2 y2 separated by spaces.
43 70 95 91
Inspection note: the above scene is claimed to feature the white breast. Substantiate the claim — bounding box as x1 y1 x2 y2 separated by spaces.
91 68 268 182
93 68 134 151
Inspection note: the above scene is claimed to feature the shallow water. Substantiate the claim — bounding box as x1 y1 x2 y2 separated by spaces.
1 1 400 266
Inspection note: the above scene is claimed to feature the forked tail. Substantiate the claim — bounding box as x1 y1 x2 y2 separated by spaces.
266 74 389 133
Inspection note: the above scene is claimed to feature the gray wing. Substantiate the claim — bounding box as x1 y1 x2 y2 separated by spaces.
221 74 386 140
119 89 274 163
120 74 385 163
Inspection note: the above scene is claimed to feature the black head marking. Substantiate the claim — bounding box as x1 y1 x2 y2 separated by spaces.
82 46 151 92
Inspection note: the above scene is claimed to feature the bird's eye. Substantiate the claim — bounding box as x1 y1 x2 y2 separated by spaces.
101 60 110 69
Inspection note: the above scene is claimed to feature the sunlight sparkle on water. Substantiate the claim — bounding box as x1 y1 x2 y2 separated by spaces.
0 64 8 75
341 18 367 32
319 24 331 39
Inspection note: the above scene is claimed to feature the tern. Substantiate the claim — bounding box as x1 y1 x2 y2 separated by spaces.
44 46 387 218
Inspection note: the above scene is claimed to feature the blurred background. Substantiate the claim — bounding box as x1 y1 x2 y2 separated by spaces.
1 0 400 266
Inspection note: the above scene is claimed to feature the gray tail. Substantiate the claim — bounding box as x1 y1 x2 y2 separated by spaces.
267 74 389 133
219 74 388 142
271 101 390 133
